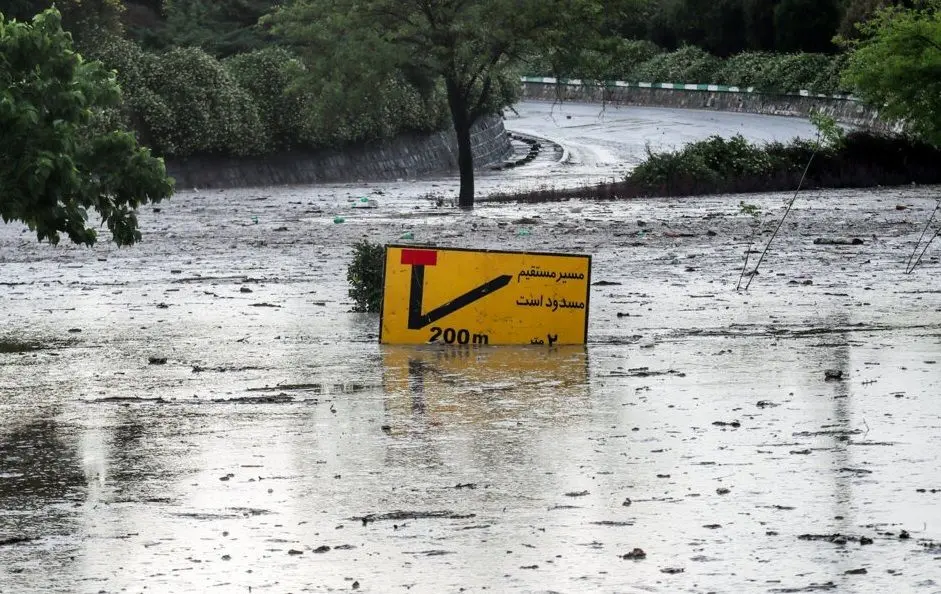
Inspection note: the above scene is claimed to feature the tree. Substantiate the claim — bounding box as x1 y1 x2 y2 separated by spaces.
774 0 842 52
841 0 941 145
0 9 174 246
158 0 279 57
1 0 124 47
269 0 634 209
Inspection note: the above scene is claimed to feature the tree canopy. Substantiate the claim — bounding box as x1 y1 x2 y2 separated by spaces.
841 0 941 146
0 8 174 246
269 0 641 208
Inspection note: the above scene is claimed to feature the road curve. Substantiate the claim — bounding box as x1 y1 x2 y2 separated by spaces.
497 100 820 187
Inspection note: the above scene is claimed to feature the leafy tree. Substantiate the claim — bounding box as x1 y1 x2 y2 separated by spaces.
841 0 941 145
143 46 266 156
269 0 636 209
774 0 841 52
1 0 124 46
224 48 309 151
158 0 279 57
1 9 173 246
741 0 778 51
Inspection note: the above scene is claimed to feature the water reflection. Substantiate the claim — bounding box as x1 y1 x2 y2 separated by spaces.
0 419 85 538
381 345 590 431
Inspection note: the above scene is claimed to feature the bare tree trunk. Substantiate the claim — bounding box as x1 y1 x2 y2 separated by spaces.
446 76 475 209
455 119 475 209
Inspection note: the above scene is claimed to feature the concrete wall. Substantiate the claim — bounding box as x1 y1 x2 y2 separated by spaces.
520 78 891 132
166 115 512 190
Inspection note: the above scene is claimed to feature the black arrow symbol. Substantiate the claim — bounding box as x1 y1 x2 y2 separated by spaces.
407 265 512 330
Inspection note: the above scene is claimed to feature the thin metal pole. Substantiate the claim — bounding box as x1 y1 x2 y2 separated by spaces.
741 146 818 292
905 198 941 274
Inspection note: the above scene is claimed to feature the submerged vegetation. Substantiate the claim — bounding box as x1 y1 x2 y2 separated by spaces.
482 131 941 204
347 241 385 313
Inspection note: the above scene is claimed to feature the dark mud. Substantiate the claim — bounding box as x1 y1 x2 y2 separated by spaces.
2 103 941 592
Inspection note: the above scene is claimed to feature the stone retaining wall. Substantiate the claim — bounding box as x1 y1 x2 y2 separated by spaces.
166 115 512 190
520 78 891 132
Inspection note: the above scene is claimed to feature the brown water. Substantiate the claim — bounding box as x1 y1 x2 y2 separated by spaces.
2 105 941 593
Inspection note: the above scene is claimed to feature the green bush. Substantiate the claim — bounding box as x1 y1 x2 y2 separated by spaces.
608 39 663 80
297 74 448 150
631 134 782 192
83 35 177 149
630 45 722 84
715 52 773 88
146 47 265 156
347 240 385 313
224 48 309 151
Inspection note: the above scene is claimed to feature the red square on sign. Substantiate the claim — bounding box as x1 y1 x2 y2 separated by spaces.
400 249 437 266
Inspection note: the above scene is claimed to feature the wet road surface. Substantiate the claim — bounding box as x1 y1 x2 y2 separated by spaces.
2 103 940 593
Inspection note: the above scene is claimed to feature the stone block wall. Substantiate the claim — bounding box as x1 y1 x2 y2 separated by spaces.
166 115 512 190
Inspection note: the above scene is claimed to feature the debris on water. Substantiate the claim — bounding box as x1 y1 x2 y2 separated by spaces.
622 498 632 507
240 287 253 293
704 524 722 529
0 537 33 547
313 545 331 553
148 356 168 365
712 420 741 428
607 367 686 378
813 237 864 245
900 530 911 540
352 197 378 209
622 548 646 560
517 228 532 237
399 231 414 240
756 400 779 408
796 533 881 545
845 568 868 575
769 582 838 592
824 369 844 381
288 549 304 555
565 490 590 497
592 280 621 286
353 510 476 524
333 216 345 224
0 340 43 353
352 581 360 590
660 567 684 574
716 488 731 495
839 467 873 475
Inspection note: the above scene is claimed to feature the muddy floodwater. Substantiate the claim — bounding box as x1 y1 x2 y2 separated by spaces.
2 104 941 593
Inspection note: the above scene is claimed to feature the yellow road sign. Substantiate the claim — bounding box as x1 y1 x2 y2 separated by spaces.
379 245 591 345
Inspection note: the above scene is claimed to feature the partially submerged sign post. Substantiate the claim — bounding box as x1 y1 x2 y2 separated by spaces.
380 245 591 345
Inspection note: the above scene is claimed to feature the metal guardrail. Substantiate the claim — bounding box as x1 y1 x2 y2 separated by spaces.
520 76 859 102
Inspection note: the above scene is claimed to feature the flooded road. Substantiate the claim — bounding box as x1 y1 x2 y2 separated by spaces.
2 103 941 592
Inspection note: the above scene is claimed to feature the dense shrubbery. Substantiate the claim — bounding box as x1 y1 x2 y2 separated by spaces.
150 47 266 156
347 240 385 313
483 131 941 203
86 37 452 158
224 48 309 151
630 46 722 84
531 45 850 94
